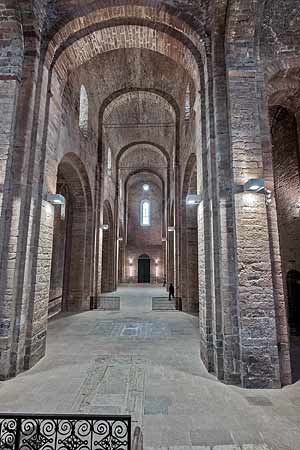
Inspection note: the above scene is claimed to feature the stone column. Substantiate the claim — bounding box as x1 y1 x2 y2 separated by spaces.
180 199 189 310
224 21 281 387
210 7 242 385
174 161 181 297
0 5 53 378
0 5 24 379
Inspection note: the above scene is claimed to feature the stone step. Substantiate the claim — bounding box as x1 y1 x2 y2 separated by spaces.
152 297 176 311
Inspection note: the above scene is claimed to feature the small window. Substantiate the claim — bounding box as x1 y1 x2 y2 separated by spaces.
107 147 112 176
184 84 191 120
79 85 88 134
141 200 151 226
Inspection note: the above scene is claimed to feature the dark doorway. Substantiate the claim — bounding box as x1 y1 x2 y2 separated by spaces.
138 255 151 283
287 270 300 335
287 270 300 382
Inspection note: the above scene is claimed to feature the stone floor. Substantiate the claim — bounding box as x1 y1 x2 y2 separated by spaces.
1 285 300 450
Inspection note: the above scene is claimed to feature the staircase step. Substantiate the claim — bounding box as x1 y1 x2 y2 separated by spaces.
152 297 176 311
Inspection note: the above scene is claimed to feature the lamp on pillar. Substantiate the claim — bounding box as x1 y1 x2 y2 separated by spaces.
186 194 202 205
46 193 66 219
236 178 272 205
243 178 265 193
47 193 65 205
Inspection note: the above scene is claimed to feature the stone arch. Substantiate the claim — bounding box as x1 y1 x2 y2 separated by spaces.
98 87 180 168
124 168 164 192
45 4 207 48
51 23 200 91
49 152 94 312
46 6 205 84
101 199 115 293
182 154 197 199
267 67 300 113
124 169 165 232
117 141 170 168
269 104 300 385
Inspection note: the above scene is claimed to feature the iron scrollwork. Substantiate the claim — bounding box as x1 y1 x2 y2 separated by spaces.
0 415 131 450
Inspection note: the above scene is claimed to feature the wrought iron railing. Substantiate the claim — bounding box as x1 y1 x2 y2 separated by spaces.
0 414 131 450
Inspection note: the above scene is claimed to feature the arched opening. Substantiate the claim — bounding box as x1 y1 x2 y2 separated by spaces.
138 254 151 283
287 270 300 382
49 154 93 313
140 199 151 226
107 147 112 176
79 85 89 134
287 270 300 336
123 171 164 284
184 84 191 120
101 200 115 293
271 105 300 383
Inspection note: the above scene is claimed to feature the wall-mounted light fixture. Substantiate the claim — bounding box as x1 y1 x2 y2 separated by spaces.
46 193 66 220
47 193 65 205
118 237 123 241
100 224 109 231
129 257 133 265
155 258 159 266
168 226 175 232
143 184 150 192
186 194 202 205
243 178 265 193
237 178 272 206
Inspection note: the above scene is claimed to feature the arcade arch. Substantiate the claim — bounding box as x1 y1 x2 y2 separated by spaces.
49 154 93 313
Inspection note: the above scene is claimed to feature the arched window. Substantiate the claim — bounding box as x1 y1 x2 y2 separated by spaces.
141 200 151 226
184 84 191 120
107 147 112 176
119 180 122 199
79 85 88 134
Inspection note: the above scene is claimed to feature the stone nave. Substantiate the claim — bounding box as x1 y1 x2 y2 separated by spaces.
1 1 300 449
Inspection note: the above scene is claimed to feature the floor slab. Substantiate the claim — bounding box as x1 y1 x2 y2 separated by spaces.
0 285 299 450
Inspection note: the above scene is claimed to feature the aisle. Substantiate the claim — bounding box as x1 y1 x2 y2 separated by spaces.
0 286 299 449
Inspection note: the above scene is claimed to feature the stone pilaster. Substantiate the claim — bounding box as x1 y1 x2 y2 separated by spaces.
225 47 281 388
